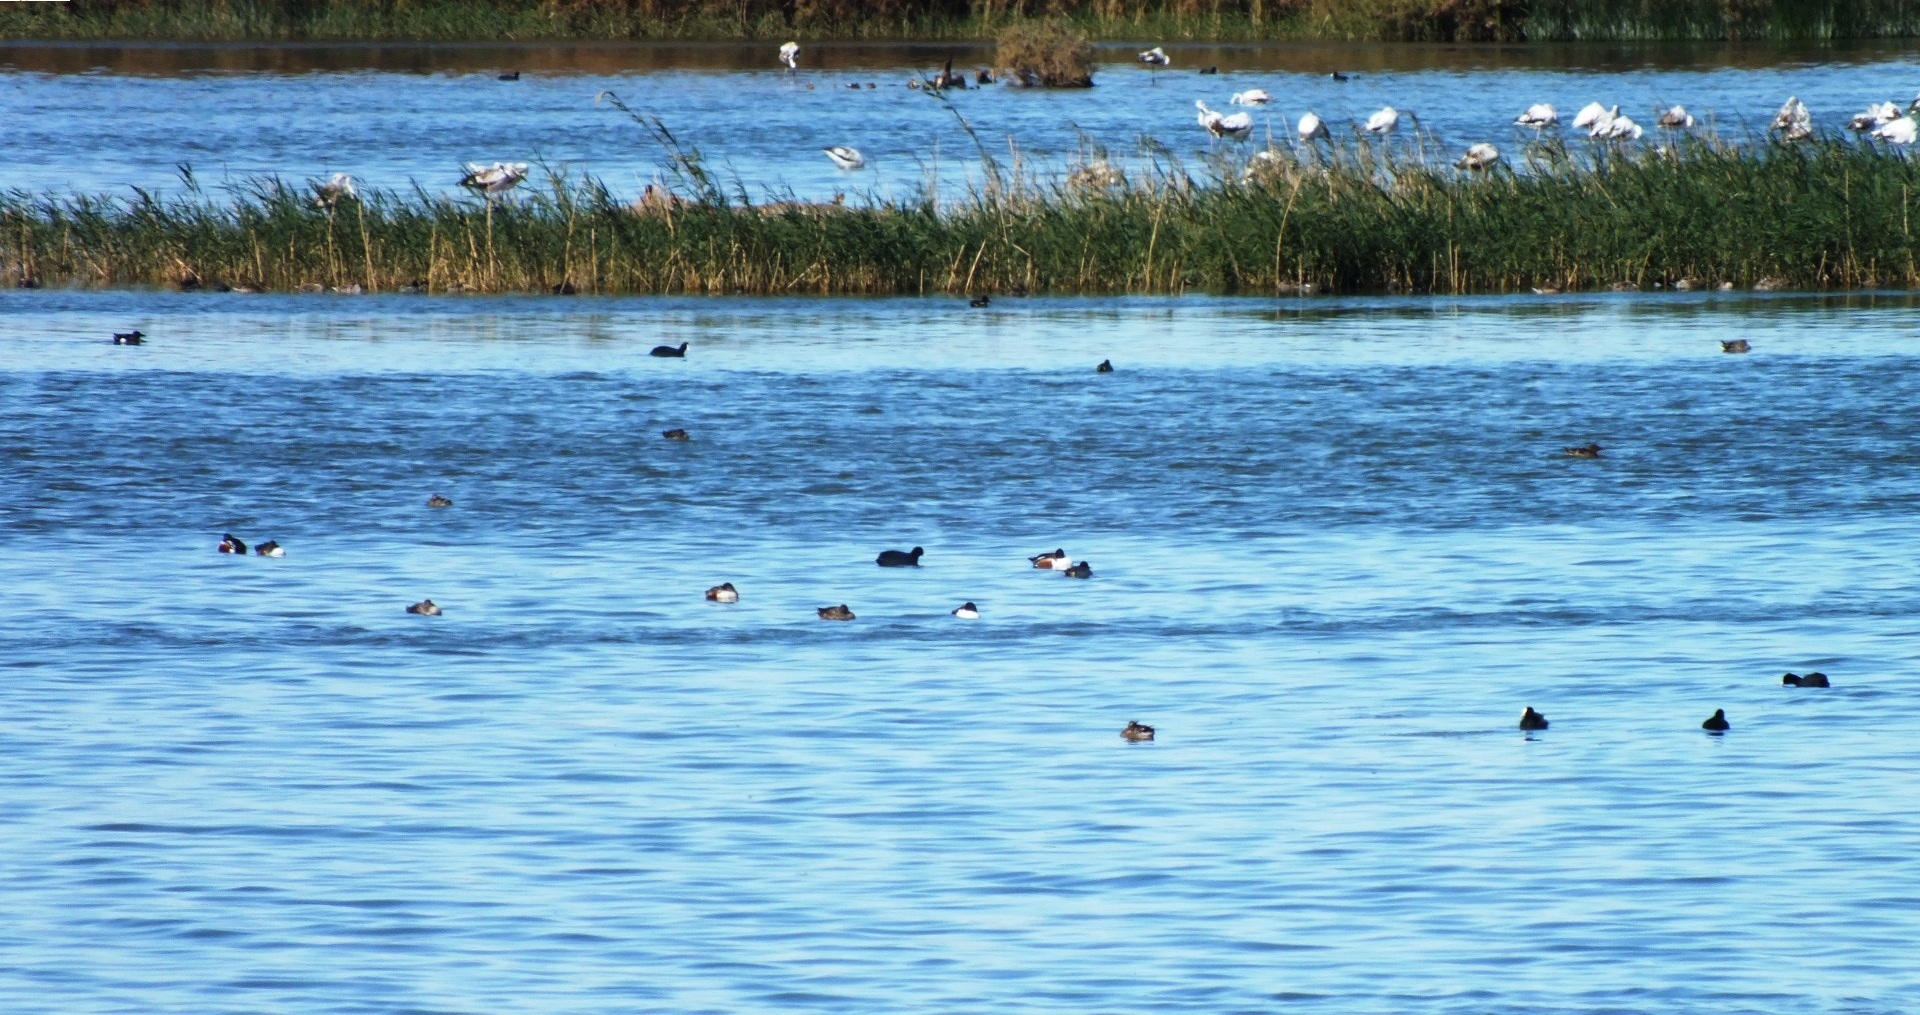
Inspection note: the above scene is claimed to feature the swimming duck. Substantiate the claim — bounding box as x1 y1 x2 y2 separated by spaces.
706 582 739 603
1064 561 1093 579
952 601 980 619
818 604 856 621
662 428 690 440
1029 548 1068 569
823 146 866 171
1563 442 1603 458
1782 671 1830 687
876 546 924 567
1519 707 1549 731
969 295 991 307
650 342 688 358
112 330 145 345
1721 339 1751 353
218 533 247 554
255 540 284 557
406 599 442 616
1096 359 1113 373
427 494 454 508
1702 708 1730 732
1122 720 1156 741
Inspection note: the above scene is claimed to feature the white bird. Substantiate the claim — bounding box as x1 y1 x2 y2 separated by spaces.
1594 110 1643 140
779 41 799 71
1514 103 1558 128
459 161 529 196
1297 111 1330 141
1231 89 1272 106
1655 105 1694 129
1454 143 1500 170
822 145 865 170
1137 47 1170 67
1772 96 1812 140
310 172 356 208
1872 115 1918 145
1847 101 1898 131
951 602 980 619
1363 106 1408 134
1195 100 1252 140
1571 101 1610 130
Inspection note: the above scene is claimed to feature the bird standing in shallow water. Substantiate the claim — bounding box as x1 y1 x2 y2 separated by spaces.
706 582 738 603
1702 709 1730 732
1298 111 1330 142
650 342 688 358
1514 103 1558 128
876 546 924 567
1519 707 1549 731
779 41 799 71
1122 721 1155 741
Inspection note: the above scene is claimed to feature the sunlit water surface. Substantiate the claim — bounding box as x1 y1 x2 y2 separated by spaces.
3 289 1919 1013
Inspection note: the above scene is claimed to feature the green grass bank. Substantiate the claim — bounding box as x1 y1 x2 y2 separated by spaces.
6 134 1918 297
10 0 1920 43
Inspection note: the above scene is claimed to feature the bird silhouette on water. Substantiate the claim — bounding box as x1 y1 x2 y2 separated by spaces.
1702 709 1730 732
877 547 924 567
1782 672 1830 687
1519 707 1549 731
650 342 688 358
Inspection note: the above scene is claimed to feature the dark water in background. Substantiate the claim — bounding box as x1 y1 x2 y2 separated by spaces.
1 40 1918 203
3 289 1919 1012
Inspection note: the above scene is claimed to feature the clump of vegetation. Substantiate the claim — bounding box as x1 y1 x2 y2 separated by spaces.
994 19 1094 88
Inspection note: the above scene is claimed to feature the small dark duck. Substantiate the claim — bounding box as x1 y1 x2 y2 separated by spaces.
255 540 284 557
498 70 521 80
427 494 454 508
1782 671 1830 687
1519 707 1550 731
817 604 855 621
218 533 247 554
705 582 739 603
650 342 689 358
1063 561 1093 579
1721 339 1751 353
1563 442 1603 458
951 601 980 619
662 428 690 440
876 546 924 567
407 599 442 616
969 295 991 308
1122 720 1156 741
1702 708 1730 732
1096 359 1114 373
112 330 145 346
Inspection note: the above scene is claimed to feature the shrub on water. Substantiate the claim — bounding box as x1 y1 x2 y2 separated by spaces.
994 19 1094 88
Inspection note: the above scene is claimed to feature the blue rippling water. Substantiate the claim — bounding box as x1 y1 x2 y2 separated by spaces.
2 289 1919 1013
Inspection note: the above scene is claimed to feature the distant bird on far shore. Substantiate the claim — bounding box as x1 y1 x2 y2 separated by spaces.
650 342 688 358
459 161 529 196
779 41 799 71
823 145 865 171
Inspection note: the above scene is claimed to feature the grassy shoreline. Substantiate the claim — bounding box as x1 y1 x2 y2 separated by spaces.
6 130 1918 298
7 1 1920 44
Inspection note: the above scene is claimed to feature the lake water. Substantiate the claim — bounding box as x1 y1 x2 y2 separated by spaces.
3 40 1919 203
4 287 1920 1012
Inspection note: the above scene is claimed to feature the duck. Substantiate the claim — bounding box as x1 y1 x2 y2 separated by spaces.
969 295 991 307
876 546 924 567
1122 720 1156 741
498 70 521 81
706 582 739 603
112 329 145 345
1064 561 1093 579
1096 359 1114 373
1029 548 1068 569
1721 339 1751 353
254 540 284 557
952 601 980 619
406 599 442 616
427 494 454 508
1702 708 1730 732
662 428 690 440
649 342 688 358
1563 442 1603 458
1328 71 1350 82
1513 103 1558 128
823 145 866 171
1519 707 1549 731
930 58 966 90
1454 143 1500 171
218 533 247 554
1782 671 1830 687
817 604 856 621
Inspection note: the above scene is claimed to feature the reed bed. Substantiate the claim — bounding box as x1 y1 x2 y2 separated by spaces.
6 130 1920 297
8 0 1920 42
